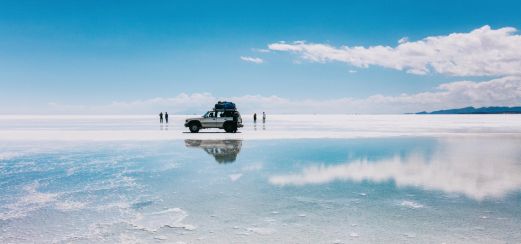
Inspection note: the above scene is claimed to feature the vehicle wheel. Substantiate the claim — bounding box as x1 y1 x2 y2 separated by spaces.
189 123 200 133
223 122 237 133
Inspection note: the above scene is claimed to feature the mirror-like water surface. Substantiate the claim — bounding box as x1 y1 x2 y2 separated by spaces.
1 137 521 243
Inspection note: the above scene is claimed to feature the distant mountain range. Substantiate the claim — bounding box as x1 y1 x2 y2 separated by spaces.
415 106 521 114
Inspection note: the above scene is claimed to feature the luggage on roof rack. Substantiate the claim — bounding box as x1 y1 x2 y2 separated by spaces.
214 101 236 110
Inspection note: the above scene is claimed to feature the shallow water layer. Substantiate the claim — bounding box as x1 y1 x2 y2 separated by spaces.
1 137 521 243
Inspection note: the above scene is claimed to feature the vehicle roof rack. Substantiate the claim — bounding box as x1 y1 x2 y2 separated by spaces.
213 108 238 111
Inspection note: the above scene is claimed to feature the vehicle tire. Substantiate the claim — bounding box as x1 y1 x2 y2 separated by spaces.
189 122 200 133
223 121 237 133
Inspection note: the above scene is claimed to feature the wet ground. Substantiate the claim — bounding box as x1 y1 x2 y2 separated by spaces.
1 135 521 243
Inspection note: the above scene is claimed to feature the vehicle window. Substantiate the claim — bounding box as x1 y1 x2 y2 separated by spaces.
204 111 214 118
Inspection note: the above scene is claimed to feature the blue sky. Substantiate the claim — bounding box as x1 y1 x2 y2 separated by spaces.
1 0 521 114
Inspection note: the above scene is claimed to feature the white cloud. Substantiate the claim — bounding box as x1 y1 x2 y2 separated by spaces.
37 76 521 114
268 25 521 76
240 56 264 64
269 137 521 200
251 48 271 53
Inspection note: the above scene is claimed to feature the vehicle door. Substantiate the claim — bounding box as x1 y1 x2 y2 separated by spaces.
202 111 216 128
214 111 228 128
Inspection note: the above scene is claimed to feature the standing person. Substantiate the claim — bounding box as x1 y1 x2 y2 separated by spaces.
262 112 266 123
253 113 257 123
159 112 163 123
165 112 169 123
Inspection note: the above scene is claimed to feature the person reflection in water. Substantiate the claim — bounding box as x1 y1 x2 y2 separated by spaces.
159 112 163 123
165 112 169 123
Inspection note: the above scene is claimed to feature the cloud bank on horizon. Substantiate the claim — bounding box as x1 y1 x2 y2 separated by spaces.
43 76 521 114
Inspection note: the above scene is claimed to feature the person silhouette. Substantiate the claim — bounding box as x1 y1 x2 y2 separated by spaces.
159 112 163 123
253 113 257 123
165 112 169 123
262 112 266 123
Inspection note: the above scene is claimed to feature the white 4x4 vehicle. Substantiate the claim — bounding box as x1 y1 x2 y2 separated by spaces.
184 110 243 133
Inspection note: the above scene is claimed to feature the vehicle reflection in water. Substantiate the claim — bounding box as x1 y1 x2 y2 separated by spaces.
184 139 242 163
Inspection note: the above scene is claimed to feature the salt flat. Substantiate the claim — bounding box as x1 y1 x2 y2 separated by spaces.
1 114 521 141
2 115 521 243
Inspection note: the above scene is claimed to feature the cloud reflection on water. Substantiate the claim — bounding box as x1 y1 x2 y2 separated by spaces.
269 137 521 200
